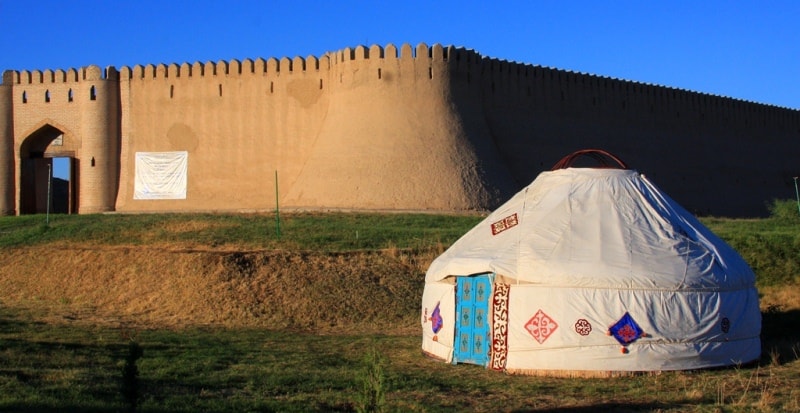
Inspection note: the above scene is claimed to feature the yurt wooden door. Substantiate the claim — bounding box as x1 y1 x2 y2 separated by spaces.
453 274 492 366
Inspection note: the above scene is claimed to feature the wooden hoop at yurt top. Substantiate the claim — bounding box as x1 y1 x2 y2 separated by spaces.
550 149 629 170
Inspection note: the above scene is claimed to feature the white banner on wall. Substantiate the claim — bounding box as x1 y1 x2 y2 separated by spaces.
134 151 188 200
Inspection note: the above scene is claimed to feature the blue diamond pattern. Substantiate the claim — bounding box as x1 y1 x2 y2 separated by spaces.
609 312 643 346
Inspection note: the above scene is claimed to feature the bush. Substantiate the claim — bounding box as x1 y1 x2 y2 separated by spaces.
767 199 800 221
354 346 388 413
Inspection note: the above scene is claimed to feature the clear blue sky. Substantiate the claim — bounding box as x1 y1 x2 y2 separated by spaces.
2 0 797 108
1 0 798 177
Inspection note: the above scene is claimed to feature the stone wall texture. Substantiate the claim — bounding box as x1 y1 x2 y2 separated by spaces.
2 43 799 217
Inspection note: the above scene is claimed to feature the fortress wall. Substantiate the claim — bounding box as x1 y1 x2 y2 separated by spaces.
443 48 521 202
452 51 800 216
110 42 517 212
3 43 799 216
283 43 514 210
114 53 332 212
113 42 799 215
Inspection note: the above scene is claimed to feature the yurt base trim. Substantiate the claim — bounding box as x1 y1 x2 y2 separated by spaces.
421 350 447 362
503 368 659 378
503 359 763 378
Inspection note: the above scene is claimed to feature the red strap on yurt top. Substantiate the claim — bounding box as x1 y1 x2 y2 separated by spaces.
550 149 629 171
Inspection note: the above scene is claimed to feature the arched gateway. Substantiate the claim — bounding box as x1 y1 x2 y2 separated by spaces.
18 124 75 214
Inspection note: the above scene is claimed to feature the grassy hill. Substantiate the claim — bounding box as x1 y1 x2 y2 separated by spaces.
2 207 798 330
0 212 483 332
1 207 799 411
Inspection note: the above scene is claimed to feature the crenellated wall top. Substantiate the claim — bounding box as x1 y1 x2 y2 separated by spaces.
116 42 458 79
3 43 462 84
2 65 118 85
2 42 798 112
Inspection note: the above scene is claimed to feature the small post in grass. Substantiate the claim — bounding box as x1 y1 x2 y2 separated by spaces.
46 163 52 226
275 170 281 238
794 177 800 216
122 340 143 412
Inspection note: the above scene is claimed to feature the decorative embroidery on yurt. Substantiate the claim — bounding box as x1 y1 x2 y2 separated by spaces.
490 213 519 235
574 319 592 336
525 309 558 344
608 312 644 346
721 317 731 334
489 283 510 371
430 302 443 334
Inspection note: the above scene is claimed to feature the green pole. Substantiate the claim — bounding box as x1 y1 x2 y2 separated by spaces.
46 163 52 226
794 177 800 216
275 170 281 237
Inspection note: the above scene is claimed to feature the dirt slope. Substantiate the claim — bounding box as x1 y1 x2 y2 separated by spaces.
0 244 436 333
5 243 795 334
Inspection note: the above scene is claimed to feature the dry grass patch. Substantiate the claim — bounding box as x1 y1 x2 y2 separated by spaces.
0 245 428 333
759 282 800 312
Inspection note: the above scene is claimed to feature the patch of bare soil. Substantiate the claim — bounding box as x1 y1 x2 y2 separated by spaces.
0 245 438 334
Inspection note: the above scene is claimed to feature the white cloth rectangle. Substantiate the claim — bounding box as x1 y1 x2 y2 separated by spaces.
134 151 188 200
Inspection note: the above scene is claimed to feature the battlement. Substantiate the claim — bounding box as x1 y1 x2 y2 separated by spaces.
113 42 456 80
119 54 330 79
2 65 118 85
4 42 797 124
325 43 452 62
5 42 797 116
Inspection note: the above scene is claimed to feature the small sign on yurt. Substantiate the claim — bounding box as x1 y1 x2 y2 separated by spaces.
421 149 761 377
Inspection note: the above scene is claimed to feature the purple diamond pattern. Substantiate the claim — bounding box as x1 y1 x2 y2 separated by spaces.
431 302 443 334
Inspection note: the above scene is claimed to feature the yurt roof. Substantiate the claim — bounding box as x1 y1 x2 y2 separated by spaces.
425 150 755 291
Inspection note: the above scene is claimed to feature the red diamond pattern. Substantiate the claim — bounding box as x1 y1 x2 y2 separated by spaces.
525 309 558 344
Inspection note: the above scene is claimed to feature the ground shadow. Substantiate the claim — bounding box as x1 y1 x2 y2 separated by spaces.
513 400 697 412
760 307 800 365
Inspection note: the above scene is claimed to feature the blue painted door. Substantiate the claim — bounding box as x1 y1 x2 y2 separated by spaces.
453 274 492 366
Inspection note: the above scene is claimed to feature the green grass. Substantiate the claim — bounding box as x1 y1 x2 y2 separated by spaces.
0 212 482 251
2 205 800 411
3 205 798 286
1 306 798 412
702 200 800 287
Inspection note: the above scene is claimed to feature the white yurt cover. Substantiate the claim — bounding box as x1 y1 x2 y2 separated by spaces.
421 150 761 374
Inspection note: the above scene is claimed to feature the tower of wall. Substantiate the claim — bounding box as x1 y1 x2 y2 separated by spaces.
281 43 517 210
77 66 120 213
0 72 14 215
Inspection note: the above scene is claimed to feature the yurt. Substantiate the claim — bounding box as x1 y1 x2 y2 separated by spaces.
421 149 761 376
